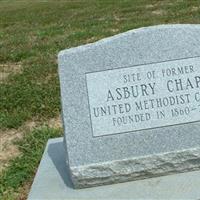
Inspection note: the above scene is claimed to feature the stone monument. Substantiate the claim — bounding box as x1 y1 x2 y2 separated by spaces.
28 24 200 199
58 24 200 189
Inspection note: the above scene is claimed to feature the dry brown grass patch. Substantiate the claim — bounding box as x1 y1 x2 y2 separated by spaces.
0 63 22 83
47 115 62 129
152 9 166 16
17 181 32 200
191 6 199 12
0 129 22 172
145 4 154 9
0 115 62 171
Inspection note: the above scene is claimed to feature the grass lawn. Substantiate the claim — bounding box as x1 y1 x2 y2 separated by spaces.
0 0 200 199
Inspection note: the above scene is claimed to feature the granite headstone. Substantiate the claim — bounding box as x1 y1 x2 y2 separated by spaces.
58 24 200 189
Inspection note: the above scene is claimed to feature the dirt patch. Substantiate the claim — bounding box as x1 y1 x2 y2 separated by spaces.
0 115 62 171
109 28 119 33
113 14 121 22
0 129 22 172
152 9 166 16
85 36 100 43
17 181 32 200
145 4 155 9
146 1 173 9
0 63 22 83
24 115 62 130
47 115 62 129
191 6 199 12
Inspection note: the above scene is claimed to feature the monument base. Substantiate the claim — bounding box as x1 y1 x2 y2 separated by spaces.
28 137 200 200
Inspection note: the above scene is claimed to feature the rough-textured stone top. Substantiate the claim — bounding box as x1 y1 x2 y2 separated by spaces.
58 24 200 188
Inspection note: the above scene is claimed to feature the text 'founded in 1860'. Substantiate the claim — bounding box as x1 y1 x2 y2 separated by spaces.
86 57 200 137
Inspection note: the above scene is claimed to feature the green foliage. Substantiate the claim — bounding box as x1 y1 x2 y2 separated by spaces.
0 126 61 199
0 0 200 129
0 74 60 128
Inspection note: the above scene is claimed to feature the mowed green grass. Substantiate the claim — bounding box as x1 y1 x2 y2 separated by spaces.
0 0 200 199
0 0 200 129
0 127 61 200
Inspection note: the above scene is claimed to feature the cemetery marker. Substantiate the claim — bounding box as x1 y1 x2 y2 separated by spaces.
58 24 200 188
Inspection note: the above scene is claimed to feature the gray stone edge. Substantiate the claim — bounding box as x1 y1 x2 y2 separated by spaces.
58 24 200 59
70 148 200 188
